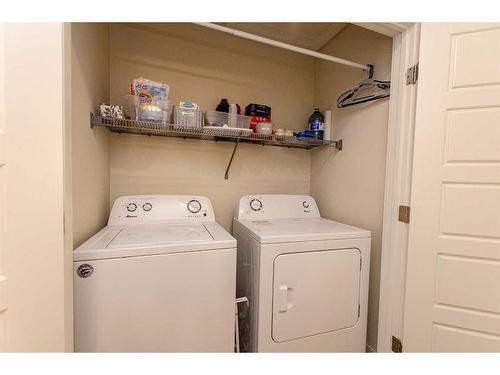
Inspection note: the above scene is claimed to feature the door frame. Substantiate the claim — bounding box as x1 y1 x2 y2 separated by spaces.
354 23 421 352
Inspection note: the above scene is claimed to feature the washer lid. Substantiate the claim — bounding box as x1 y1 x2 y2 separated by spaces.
107 224 213 248
236 217 371 244
73 222 236 261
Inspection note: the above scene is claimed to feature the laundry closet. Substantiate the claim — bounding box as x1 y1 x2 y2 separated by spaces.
70 22 393 352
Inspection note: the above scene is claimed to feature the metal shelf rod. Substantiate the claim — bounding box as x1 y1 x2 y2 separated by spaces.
225 138 240 180
194 22 371 72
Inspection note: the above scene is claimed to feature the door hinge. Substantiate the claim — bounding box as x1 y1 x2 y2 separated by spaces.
398 205 410 224
406 63 419 85
392 336 403 353
358 304 360 317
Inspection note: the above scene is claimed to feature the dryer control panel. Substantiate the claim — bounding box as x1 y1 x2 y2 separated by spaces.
108 195 215 225
236 195 320 220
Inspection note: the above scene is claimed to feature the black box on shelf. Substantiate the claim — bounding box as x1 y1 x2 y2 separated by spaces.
245 103 272 118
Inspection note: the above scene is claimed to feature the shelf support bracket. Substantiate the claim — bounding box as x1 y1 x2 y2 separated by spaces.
225 138 240 180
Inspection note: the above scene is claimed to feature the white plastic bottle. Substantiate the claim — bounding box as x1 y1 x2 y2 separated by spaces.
229 103 237 128
323 110 333 141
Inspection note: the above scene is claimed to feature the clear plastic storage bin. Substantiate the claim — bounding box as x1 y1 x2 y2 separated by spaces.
173 106 204 127
127 95 170 123
205 110 251 129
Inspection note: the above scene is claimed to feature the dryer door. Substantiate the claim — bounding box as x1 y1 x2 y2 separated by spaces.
272 248 361 343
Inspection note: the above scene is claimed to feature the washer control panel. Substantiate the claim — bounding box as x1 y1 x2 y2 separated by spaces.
249 198 263 211
236 195 320 220
187 199 202 213
109 195 214 225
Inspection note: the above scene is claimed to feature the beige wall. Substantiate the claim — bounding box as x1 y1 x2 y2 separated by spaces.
109 23 315 131
110 135 310 230
311 25 392 351
71 23 111 247
109 23 314 230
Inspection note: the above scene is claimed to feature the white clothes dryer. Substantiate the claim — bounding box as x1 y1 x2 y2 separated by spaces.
232 194 371 352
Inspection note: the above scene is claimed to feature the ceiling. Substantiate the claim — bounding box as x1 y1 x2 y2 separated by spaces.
220 23 349 51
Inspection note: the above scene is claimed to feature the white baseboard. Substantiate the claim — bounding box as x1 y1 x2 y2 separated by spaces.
366 344 376 353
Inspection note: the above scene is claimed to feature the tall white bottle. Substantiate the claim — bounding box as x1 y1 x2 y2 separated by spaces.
323 110 333 141
229 104 237 128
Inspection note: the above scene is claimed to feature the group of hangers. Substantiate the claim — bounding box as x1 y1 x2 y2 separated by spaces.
336 64 391 108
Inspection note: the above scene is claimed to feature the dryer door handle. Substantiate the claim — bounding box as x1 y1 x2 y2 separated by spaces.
278 285 289 312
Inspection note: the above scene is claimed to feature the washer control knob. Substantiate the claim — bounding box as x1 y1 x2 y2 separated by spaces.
250 198 263 211
143 203 152 212
187 199 202 214
302 201 310 208
127 203 137 212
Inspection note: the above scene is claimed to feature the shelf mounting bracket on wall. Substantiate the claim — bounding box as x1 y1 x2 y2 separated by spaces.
225 138 240 180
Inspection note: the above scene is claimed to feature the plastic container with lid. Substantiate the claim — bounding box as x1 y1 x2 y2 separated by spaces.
206 110 251 129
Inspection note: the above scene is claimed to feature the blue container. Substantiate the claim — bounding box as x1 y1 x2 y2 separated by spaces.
308 108 324 139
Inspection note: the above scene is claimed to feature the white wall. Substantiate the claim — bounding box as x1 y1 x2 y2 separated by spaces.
108 23 314 230
71 23 111 247
2 23 69 351
311 24 393 351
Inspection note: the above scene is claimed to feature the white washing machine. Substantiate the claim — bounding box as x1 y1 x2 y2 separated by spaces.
232 194 371 352
73 195 236 352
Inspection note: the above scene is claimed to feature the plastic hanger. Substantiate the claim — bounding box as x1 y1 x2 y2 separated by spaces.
336 64 391 108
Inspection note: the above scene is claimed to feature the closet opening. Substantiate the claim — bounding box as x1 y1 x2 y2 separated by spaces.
69 22 418 352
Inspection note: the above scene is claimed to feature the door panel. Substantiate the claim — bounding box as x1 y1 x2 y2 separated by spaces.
444 108 500 163
435 255 500 314
404 23 500 352
440 183 500 239
449 28 500 88
432 324 500 352
272 248 361 343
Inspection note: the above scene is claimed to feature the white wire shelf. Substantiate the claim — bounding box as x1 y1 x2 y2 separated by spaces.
90 114 343 151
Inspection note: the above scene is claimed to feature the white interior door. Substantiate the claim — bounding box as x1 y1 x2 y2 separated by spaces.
272 249 361 343
404 23 500 352
0 23 71 351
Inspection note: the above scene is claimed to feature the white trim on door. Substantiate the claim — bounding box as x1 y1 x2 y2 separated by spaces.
353 23 414 38
375 23 420 353
357 22 421 353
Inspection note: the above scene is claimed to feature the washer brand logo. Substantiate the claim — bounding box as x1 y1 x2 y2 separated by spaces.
77 264 94 278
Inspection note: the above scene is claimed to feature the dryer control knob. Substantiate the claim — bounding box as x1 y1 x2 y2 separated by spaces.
250 198 263 211
127 203 137 212
143 203 152 212
187 199 202 214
